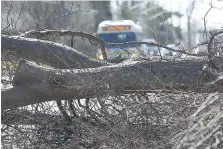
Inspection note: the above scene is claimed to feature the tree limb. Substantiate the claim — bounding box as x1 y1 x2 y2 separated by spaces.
21 30 105 45
106 41 208 57
1 34 108 69
207 30 223 70
21 30 109 60
2 58 220 109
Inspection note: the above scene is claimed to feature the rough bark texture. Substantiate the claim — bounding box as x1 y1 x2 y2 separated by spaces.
2 58 218 109
2 35 108 69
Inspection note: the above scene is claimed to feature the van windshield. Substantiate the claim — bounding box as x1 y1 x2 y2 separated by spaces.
98 32 139 48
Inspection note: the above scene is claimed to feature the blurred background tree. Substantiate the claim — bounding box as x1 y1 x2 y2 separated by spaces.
1 1 112 57
1 1 184 52
91 1 112 31
114 1 183 45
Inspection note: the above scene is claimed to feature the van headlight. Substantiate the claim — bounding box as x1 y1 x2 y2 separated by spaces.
130 53 139 58
98 54 104 60
96 49 104 60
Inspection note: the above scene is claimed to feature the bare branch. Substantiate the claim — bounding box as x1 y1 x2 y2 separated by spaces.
207 30 223 70
1 34 108 69
21 30 108 60
21 30 105 45
106 41 208 57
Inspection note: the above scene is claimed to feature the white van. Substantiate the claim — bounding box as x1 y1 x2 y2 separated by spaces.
96 20 144 60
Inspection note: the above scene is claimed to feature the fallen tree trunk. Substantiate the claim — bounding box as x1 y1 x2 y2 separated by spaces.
2 58 220 109
1 35 108 69
2 34 223 109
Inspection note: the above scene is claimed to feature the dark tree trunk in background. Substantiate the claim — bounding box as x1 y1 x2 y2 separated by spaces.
188 16 191 48
91 1 112 31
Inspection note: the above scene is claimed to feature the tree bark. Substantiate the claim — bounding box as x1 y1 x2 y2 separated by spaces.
2 58 219 110
1 34 108 69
